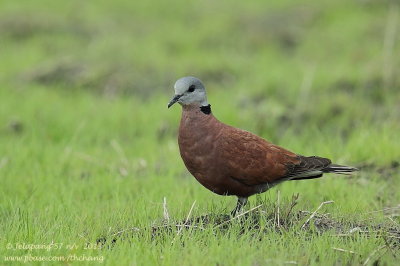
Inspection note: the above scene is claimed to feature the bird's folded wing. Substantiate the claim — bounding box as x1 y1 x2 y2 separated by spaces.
285 155 331 179
216 127 301 186
216 126 332 186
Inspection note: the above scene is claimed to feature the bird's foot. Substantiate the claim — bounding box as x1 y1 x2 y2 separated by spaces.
230 197 248 217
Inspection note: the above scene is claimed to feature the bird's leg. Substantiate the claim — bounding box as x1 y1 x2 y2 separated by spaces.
230 197 248 216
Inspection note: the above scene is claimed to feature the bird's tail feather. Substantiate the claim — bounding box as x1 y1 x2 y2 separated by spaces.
322 164 359 175
290 164 358 181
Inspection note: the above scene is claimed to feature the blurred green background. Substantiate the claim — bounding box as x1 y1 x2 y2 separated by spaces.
1 0 400 265
1 0 399 140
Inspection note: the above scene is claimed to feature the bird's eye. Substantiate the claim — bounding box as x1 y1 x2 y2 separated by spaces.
188 85 195 93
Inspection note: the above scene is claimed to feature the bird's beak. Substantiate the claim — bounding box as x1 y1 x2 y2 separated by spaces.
167 94 182 108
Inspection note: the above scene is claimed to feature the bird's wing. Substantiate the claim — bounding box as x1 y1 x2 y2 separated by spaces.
216 126 331 186
285 155 331 179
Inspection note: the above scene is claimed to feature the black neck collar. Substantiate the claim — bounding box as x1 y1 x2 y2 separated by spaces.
200 104 211 115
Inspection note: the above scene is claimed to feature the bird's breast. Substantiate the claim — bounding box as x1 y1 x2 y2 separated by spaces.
177 109 222 187
178 128 216 173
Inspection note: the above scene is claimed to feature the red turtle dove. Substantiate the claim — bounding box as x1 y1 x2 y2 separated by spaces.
168 76 358 215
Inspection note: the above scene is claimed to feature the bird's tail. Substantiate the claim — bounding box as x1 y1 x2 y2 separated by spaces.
290 163 358 181
322 164 359 175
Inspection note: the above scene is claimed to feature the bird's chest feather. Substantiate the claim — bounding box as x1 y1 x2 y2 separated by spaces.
178 110 218 175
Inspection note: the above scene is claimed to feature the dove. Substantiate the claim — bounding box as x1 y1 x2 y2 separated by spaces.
168 76 358 215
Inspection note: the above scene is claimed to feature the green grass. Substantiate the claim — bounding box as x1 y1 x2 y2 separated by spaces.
1 0 400 265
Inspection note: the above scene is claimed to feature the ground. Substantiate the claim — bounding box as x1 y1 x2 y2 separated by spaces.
1 0 400 265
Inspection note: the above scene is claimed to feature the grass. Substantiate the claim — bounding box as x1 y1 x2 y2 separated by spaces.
1 0 400 265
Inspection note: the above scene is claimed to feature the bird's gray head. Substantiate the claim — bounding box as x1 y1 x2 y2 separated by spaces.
168 76 208 108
